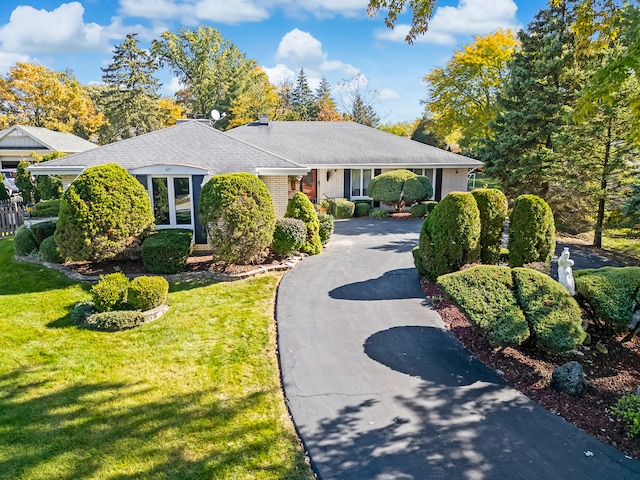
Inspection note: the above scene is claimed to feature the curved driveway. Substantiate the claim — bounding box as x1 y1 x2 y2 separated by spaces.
276 218 640 480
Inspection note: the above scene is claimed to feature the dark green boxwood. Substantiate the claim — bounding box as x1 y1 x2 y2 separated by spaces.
369 209 389 219
285 192 322 255
508 194 555 267
86 310 146 331
39 235 62 263
334 200 355 219
199 173 276 265
512 268 585 353
128 276 169 311
13 225 39 256
612 394 640 437
574 267 640 333
91 272 130 313
30 220 57 245
438 266 530 347
141 229 193 274
318 212 334 245
272 218 307 255
32 199 61 218
412 246 427 276
417 192 481 280
410 201 438 218
471 189 508 265
55 164 154 262
355 202 371 217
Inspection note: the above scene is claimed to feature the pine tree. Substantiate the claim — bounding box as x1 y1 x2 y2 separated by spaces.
290 69 317 121
349 93 380 127
314 77 342 121
100 33 162 142
481 1 581 199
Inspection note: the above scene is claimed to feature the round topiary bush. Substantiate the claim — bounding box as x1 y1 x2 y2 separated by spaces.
31 220 57 246
410 201 438 218
367 169 431 212
272 218 307 255
471 188 508 265
141 229 193 274
39 235 62 263
508 194 555 267
354 201 371 217
55 164 154 263
318 212 334 245
333 200 355 219
285 192 322 255
417 192 481 280
199 173 276 265
91 272 130 313
13 225 39 256
128 276 169 311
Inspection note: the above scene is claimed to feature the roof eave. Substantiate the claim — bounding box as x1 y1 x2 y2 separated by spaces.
28 165 85 176
256 167 310 176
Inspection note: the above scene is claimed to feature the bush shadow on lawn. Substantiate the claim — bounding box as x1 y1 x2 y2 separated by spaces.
0 366 301 480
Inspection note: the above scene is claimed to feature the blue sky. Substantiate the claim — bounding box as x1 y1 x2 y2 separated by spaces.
0 0 548 124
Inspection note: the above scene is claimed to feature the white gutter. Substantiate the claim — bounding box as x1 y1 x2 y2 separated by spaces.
28 165 85 176
255 167 310 176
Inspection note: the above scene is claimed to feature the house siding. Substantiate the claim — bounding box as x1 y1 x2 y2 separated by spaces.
316 168 344 200
440 168 469 197
260 175 289 218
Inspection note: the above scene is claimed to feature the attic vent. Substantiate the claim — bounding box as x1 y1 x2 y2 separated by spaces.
258 115 269 125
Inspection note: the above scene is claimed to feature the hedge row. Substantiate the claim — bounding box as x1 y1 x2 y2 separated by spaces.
438 265 585 353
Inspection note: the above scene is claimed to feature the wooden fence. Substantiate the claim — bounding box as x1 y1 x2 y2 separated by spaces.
0 199 27 237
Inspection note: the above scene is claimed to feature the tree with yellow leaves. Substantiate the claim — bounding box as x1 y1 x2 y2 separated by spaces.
0 62 104 139
423 29 518 154
227 67 281 128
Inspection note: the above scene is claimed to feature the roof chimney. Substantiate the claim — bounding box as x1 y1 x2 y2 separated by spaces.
258 115 269 125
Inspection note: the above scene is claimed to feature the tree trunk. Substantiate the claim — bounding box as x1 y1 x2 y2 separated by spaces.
594 120 612 248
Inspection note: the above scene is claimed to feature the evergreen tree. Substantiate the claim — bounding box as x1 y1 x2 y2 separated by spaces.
349 93 380 127
411 116 447 148
315 77 342 121
100 33 162 142
290 69 316 121
481 1 580 199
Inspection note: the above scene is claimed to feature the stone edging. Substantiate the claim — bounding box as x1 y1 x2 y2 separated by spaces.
14 254 303 284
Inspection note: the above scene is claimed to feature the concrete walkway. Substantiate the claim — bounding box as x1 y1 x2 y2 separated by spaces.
276 218 640 480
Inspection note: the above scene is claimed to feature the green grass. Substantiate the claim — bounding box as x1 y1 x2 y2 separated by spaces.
469 172 502 191
0 238 312 480
601 228 640 260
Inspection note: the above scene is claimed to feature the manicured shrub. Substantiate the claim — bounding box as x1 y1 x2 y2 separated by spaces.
355 201 371 217
369 209 389 219
32 198 61 218
272 218 307 255
508 194 555 267
512 268 585 353
471 188 508 265
574 267 640 333
285 192 322 255
128 276 169 311
13 225 39 256
318 212 334 245
412 246 427 276
367 169 432 212
410 201 438 218
199 173 276 265
86 310 146 331
438 266 530 347
30 220 57 245
612 394 640 438
39 235 62 263
70 301 96 324
55 164 154 262
333 199 355 219
141 229 193 274
417 192 481 280
91 272 130 313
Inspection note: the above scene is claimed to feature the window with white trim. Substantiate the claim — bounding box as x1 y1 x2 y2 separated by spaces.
351 169 374 198
149 176 194 229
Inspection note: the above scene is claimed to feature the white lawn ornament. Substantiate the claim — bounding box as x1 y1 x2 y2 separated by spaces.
557 247 576 295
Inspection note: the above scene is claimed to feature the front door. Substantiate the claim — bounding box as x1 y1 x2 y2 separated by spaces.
302 169 317 201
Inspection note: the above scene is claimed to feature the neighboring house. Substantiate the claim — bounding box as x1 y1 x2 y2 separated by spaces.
0 125 97 169
29 120 308 244
227 119 482 202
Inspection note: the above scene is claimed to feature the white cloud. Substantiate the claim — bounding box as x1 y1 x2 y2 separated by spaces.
195 0 269 23
275 28 358 76
0 52 31 75
118 0 186 19
163 77 184 94
262 63 296 85
374 0 520 45
378 88 399 100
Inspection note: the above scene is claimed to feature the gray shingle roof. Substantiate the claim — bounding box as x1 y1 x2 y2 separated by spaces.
0 125 97 152
34 121 306 174
227 121 483 168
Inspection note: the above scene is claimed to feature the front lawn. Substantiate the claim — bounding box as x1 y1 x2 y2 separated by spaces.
601 228 640 260
0 238 312 480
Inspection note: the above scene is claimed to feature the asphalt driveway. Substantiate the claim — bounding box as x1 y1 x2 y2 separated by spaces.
276 217 640 479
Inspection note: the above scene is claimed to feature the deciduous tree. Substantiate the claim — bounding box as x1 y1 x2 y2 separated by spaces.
228 67 281 127
367 0 437 43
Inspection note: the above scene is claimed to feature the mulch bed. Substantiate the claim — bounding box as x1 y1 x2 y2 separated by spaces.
421 278 640 460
